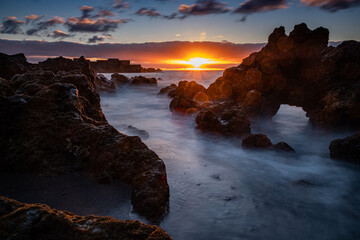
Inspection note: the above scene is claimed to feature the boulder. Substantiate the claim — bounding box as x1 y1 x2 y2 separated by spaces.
329 133 360 163
131 76 157 85
195 107 251 137
126 125 150 140
0 55 169 222
167 81 208 113
0 196 172 240
159 84 177 97
242 133 273 148
111 72 130 84
95 74 116 92
274 142 296 152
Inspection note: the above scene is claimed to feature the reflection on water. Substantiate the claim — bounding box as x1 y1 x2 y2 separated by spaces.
100 70 360 240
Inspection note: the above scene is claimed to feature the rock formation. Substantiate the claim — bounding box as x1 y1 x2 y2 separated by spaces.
130 76 157 85
95 74 116 92
207 23 360 128
0 53 169 221
162 24 360 136
329 133 360 163
242 133 273 148
0 196 172 240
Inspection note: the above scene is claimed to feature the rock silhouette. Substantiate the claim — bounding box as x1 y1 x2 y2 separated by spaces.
0 54 169 222
0 196 172 240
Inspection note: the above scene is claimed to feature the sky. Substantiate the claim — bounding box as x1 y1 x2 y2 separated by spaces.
0 0 360 69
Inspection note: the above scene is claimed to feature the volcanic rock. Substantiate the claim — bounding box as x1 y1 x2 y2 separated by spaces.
167 81 209 113
95 74 116 92
0 53 31 80
126 125 150 140
0 196 172 240
242 133 273 148
329 133 360 163
195 107 251 137
131 76 157 85
274 142 296 152
159 84 177 97
0 54 169 221
205 23 360 128
111 73 130 84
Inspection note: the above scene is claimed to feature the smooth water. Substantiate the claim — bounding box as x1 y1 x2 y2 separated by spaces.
99 71 360 240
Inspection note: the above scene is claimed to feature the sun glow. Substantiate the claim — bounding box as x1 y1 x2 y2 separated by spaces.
183 57 214 68
165 57 231 70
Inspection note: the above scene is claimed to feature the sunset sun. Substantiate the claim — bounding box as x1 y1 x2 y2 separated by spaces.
186 57 214 68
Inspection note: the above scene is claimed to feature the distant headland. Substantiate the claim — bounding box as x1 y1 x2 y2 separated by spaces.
73 57 162 73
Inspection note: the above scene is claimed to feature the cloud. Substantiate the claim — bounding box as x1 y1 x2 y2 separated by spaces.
50 30 72 38
234 0 287 14
25 14 43 23
80 5 95 18
0 16 25 34
88 35 105 43
135 8 161 17
300 0 360 12
163 13 179 19
94 10 115 17
178 0 232 17
26 16 65 36
65 17 130 33
112 0 129 10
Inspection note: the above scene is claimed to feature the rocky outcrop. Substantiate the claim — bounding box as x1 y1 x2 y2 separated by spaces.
126 125 150 140
163 24 359 135
130 76 157 85
329 133 360 163
242 134 273 148
159 84 177 97
0 196 172 240
206 23 360 128
95 74 116 92
241 134 295 152
0 53 32 80
111 73 130 84
274 142 296 152
167 81 208 113
0 53 169 222
195 107 251 137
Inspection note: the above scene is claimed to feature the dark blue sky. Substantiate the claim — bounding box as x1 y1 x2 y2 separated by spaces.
1 0 360 44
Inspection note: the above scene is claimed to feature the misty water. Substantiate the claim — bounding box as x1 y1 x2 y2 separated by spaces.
98 71 360 240
2 71 359 240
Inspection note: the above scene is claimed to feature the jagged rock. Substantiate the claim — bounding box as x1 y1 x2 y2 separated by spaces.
167 81 209 113
0 196 172 240
0 55 169 222
329 133 360 163
169 95 197 113
0 53 31 80
111 73 130 84
126 125 150 140
274 142 296 152
175 81 206 98
242 133 272 148
205 23 360 128
131 76 157 85
159 84 177 97
39 56 96 83
195 107 251 137
95 74 116 92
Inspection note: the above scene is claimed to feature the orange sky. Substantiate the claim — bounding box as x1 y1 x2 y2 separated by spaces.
0 39 265 70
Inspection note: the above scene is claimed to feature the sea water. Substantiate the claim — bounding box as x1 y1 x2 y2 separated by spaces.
99 71 360 240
